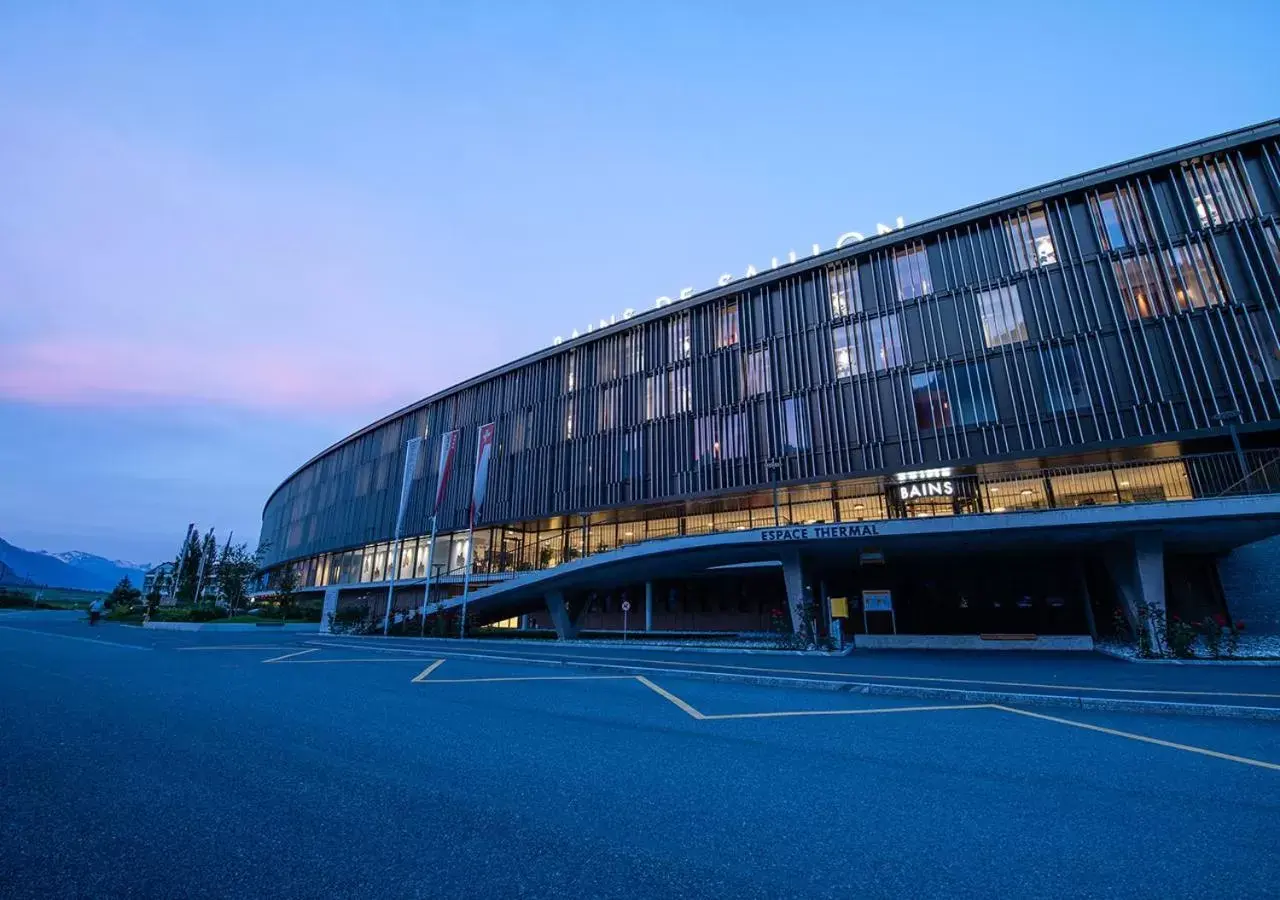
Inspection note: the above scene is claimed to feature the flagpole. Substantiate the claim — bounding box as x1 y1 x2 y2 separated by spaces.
419 515 438 636
383 437 423 636
459 523 475 638
382 534 402 636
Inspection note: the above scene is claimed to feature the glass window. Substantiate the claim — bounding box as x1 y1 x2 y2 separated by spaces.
693 415 718 462
623 329 644 375
832 326 853 378
1183 156 1254 229
781 397 811 451
597 385 618 431
668 366 691 414
645 374 665 420
1167 243 1226 311
911 362 996 430
1006 205 1057 271
1112 254 1165 320
669 314 691 362
565 351 577 393
1040 344 1089 413
722 412 746 459
867 314 905 372
1114 244 1225 320
1094 187 1148 251
893 243 933 300
715 301 740 349
827 263 860 317
832 314 904 378
975 285 1027 348
745 347 771 396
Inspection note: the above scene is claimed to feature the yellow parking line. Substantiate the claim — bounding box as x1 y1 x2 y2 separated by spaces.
992 705 1280 772
278 658 429 664
420 675 635 685
179 645 296 651
701 703 995 721
411 659 446 682
634 676 706 720
310 640 1280 700
263 648 320 663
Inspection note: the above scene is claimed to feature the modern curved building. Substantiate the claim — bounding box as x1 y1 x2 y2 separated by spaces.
260 119 1280 642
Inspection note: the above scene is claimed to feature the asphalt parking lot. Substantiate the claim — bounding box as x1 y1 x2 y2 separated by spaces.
3 612 1279 899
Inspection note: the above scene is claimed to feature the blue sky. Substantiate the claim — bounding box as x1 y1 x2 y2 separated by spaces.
1 1 1277 563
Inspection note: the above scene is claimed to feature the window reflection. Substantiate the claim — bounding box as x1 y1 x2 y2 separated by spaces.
893 243 933 300
975 285 1027 348
831 314 904 377
1006 205 1057 271
911 363 996 430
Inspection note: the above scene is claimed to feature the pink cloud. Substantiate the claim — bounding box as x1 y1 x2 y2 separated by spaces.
0 337 416 415
0 111 485 419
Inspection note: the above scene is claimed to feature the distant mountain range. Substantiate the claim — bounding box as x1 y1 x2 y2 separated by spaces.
0 539 150 592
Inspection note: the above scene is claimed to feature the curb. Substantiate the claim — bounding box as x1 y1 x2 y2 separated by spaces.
314 639 1280 721
323 633 834 657
1094 646 1280 667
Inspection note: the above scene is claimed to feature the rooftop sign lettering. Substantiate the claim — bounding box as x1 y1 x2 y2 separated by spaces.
552 216 906 346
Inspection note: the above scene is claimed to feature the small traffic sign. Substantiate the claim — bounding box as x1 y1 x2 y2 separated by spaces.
621 600 631 612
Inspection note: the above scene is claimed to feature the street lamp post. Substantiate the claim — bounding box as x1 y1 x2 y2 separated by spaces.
1212 409 1249 488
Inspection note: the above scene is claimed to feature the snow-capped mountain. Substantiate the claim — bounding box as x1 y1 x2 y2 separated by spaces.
0 539 149 591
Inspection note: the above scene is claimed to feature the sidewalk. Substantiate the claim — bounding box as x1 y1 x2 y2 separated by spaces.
322 634 1280 719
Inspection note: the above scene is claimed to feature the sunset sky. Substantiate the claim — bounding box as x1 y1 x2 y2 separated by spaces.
2 1 1277 563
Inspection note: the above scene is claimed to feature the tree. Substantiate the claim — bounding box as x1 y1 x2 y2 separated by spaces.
106 577 142 609
216 541 264 615
174 527 203 604
275 564 299 622
195 527 218 605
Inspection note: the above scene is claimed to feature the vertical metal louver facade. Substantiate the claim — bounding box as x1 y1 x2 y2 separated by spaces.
261 120 1280 571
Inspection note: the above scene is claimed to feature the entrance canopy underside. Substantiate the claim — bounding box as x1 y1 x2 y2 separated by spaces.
435 495 1280 624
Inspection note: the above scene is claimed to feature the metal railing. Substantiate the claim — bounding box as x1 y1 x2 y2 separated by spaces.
292 450 1280 590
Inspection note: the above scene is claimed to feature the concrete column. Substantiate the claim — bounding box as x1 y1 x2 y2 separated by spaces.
1217 536 1280 634
781 552 812 642
1105 534 1165 648
545 591 590 640
644 581 653 632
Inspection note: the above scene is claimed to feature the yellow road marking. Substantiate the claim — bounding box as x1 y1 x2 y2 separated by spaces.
179 645 296 651
634 676 705 720
310 640 1280 701
420 675 635 685
276 657 430 664
701 703 995 721
411 659 446 682
991 705 1280 772
263 648 320 663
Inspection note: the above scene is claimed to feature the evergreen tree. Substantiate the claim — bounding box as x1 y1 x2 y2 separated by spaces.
174 526 203 604
196 528 218 604
106 577 142 608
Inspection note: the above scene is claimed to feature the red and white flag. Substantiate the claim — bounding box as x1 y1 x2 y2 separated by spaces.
434 429 461 516
470 423 497 528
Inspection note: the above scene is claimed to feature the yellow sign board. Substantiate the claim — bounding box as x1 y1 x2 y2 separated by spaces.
830 596 849 618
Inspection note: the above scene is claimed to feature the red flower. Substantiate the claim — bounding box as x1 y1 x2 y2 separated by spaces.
1171 614 1181 622
1236 620 1247 632
1213 613 1227 626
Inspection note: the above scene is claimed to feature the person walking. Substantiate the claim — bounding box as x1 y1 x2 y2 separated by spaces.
88 597 104 627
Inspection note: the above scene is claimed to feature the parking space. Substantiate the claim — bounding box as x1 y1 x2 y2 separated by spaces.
3 612 1279 898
